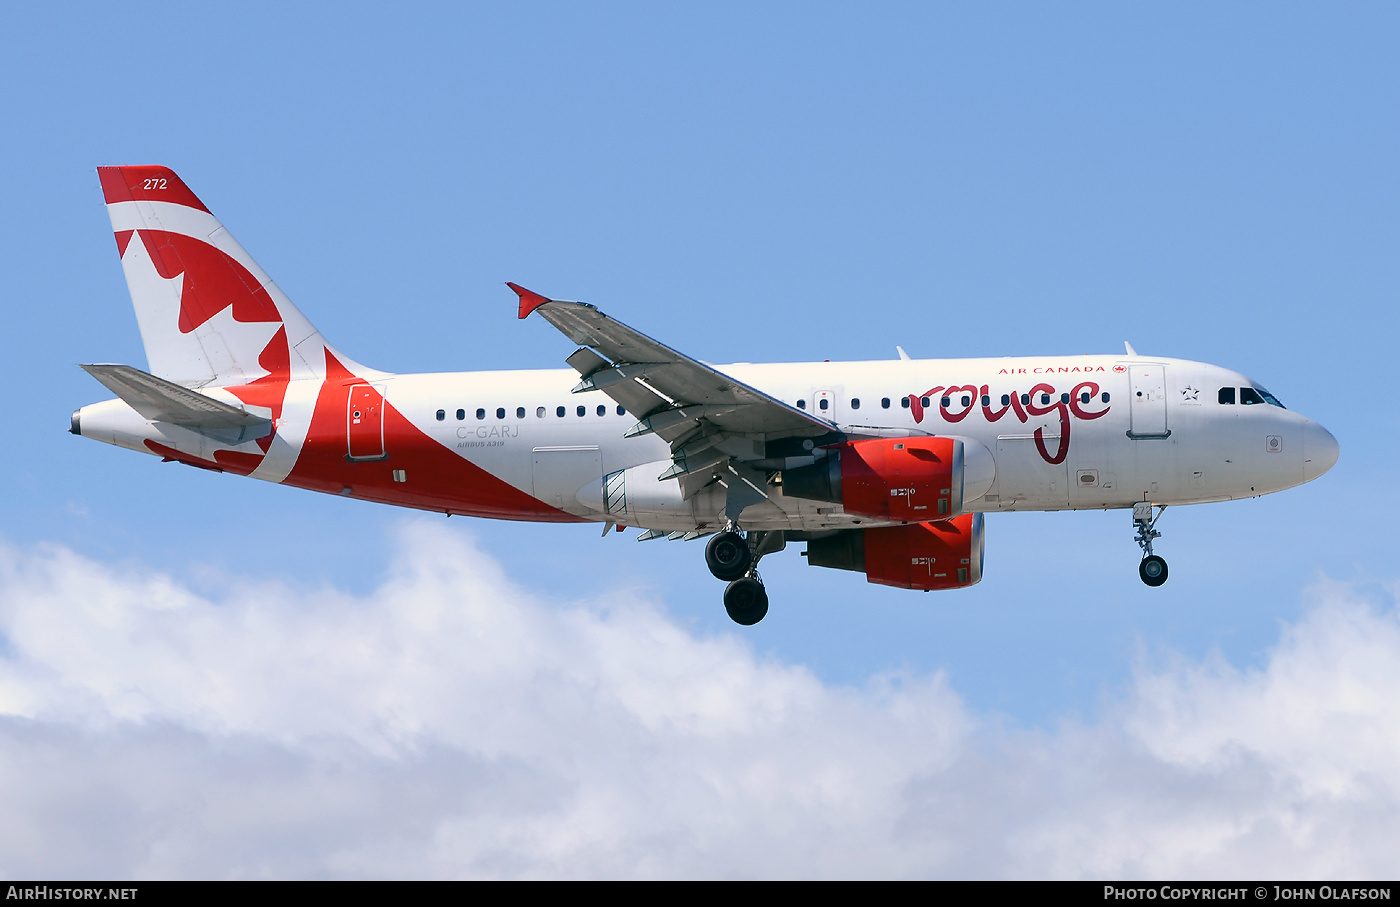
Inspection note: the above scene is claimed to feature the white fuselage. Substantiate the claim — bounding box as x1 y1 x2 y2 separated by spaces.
80 353 1336 535
361 353 1333 532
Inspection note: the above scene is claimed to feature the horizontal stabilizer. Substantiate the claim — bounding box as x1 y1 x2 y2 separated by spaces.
81 364 271 430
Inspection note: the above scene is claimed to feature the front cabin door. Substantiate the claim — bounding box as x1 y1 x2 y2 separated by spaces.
1127 365 1169 439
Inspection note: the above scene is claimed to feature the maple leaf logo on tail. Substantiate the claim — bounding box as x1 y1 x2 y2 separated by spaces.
98 165 370 473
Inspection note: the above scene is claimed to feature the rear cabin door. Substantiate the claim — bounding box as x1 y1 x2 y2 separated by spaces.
347 384 388 460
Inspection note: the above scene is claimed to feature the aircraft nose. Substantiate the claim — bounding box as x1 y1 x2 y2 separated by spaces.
1302 420 1339 482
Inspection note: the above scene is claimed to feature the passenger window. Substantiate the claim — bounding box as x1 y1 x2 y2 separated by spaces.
940 397 950 407
797 400 806 409
496 407 506 419
901 397 910 408
576 405 586 417
456 409 465 421
982 395 990 407
819 398 828 411
617 405 625 415
1021 394 1030 405
1240 387 1264 405
961 395 971 407
881 397 891 409
1080 392 1090 404
1060 394 1069 405
921 397 930 407
516 407 526 419
596 404 606 416
476 408 485 420
435 409 445 421
557 406 566 418
1001 394 1010 406
537 406 546 418
1218 387 1235 405
851 398 861 410
1040 393 1050 405
1101 392 1110 403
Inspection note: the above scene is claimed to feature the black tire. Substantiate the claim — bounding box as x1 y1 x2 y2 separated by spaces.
706 530 751 581
724 577 769 625
1139 555 1168 587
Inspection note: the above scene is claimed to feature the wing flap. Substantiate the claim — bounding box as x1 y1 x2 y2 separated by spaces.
564 347 670 417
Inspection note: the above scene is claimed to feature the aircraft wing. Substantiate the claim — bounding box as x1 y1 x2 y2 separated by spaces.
81 364 271 430
511 283 839 504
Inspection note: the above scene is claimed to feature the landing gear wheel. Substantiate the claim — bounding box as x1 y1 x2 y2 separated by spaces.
724 577 769 625
1139 555 1168 587
706 530 751 581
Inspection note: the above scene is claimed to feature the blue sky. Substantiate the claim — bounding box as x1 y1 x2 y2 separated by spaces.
1 2 1397 878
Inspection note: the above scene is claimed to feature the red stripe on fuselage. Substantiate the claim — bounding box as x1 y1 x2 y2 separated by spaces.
282 352 583 522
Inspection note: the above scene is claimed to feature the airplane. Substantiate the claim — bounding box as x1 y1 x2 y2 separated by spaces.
72 166 1339 625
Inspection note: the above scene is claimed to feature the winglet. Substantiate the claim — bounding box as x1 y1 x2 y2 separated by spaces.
1124 341 1138 356
507 282 551 319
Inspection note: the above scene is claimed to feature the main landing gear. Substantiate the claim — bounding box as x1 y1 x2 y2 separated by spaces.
1133 502 1168 587
723 576 768 626
706 526 779 625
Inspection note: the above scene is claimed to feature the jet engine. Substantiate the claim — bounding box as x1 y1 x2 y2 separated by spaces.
803 513 985 590
781 436 993 521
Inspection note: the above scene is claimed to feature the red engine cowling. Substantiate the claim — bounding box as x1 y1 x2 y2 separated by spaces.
782 436 965 521
803 513 985 591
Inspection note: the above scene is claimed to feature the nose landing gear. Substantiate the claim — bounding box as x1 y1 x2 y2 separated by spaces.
706 526 782 624
1133 502 1168 587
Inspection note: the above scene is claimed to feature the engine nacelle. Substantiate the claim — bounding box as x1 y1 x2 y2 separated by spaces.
803 513 985 591
782 436 993 521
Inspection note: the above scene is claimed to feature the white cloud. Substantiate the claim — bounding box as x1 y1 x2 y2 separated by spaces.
0 524 1396 879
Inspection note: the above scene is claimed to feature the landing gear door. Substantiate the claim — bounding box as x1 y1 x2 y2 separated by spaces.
347 383 388 460
1127 365 1169 439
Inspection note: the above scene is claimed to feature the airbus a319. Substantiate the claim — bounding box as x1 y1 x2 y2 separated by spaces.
73 167 1339 624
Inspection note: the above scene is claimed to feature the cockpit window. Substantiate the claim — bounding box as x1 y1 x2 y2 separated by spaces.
1218 387 1235 405
1238 386 1285 408
1253 384 1285 408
